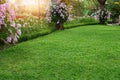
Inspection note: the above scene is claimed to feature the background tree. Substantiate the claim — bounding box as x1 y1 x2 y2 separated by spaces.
107 0 120 23
63 0 98 17
69 0 84 17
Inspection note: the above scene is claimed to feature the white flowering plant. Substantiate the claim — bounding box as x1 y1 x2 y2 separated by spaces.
0 2 21 44
47 0 69 30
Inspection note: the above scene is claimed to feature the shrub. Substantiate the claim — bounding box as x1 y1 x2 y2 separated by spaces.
0 2 21 45
46 0 69 30
18 18 55 42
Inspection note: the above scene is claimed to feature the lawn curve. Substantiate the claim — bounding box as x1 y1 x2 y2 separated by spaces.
0 25 120 80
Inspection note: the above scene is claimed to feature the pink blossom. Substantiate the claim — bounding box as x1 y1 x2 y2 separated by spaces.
0 19 3 25
0 2 21 44
16 29 22 36
5 3 11 11
47 17 51 23
68 15 73 21
56 0 61 4
6 36 12 43
0 4 6 13
10 21 16 27
17 24 22 29
46 1 69 25
60 3 65 8
9 10 16 20
13 36 18 44
57 21 59 24
54 11 56 14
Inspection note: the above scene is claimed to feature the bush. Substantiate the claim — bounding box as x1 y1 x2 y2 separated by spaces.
46 0 69 30
0 2 21 45
19 19 55 42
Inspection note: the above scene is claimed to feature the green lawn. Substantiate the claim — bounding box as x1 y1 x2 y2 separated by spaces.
0 25 120 80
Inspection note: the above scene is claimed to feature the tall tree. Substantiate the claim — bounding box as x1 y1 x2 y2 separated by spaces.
97 0 107 24
97 0 107 10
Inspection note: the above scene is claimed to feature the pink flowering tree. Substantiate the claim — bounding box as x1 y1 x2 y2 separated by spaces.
0 2 21 45
47 0 69 30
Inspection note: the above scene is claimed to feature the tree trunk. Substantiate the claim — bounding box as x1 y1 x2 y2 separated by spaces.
56 23 64 30
97 0 107 24
100 4 105 10
97 0 106 11
97 0 106 5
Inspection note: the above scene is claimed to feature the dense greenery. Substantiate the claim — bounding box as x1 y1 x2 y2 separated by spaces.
107 0 120 22
68 0 98 17
65 17 98 28
19 17 98 42
0 25 120 80
19 21 55 42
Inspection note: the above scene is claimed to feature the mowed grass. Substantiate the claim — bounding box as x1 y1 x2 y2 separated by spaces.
0 25 120 80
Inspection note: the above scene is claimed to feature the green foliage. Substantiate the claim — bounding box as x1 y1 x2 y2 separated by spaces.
16 16 99 42
65 17 98 28
0 27 9 39
69 0 98 16
69 0 84 16
0 16 98 44
19 17 98 42
19 20 55 42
